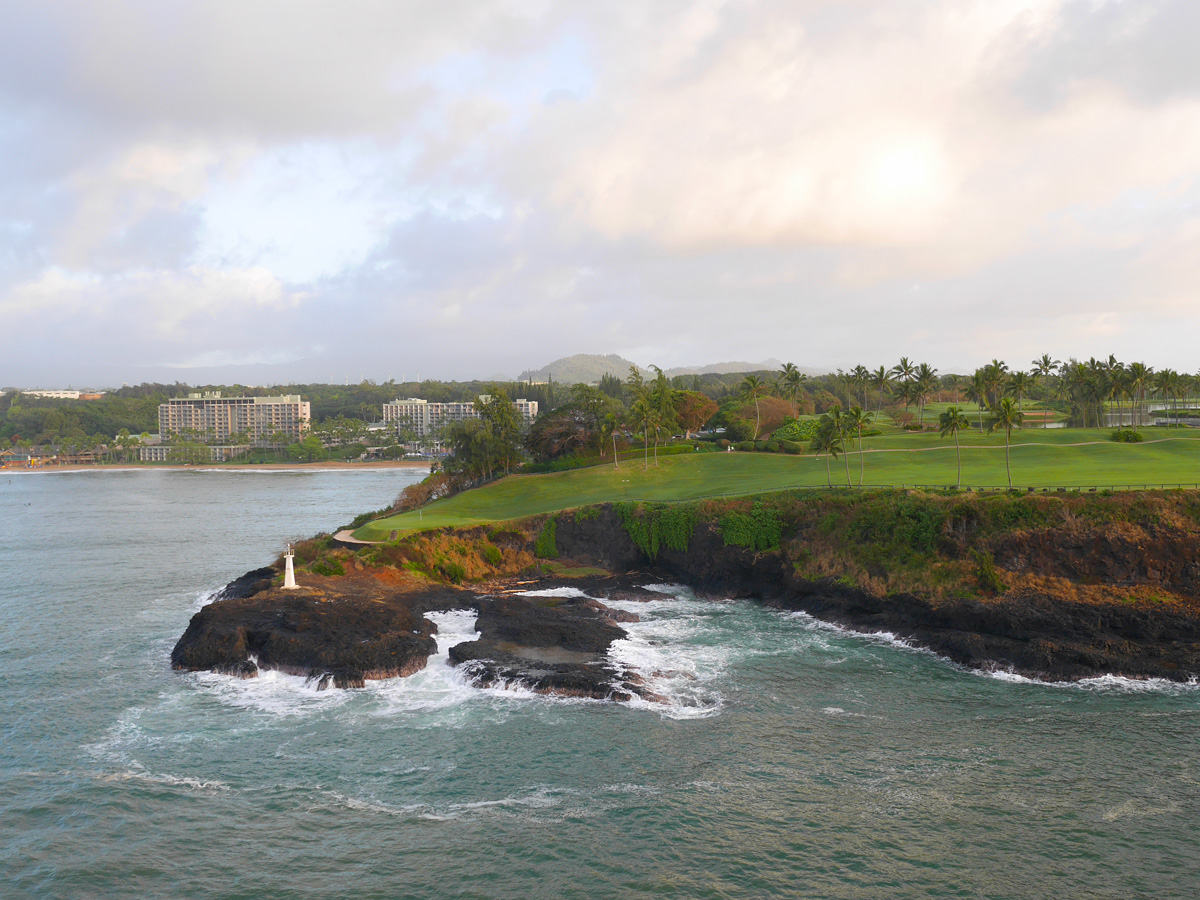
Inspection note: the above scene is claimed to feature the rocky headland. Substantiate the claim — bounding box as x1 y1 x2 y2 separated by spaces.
173 490 1200 695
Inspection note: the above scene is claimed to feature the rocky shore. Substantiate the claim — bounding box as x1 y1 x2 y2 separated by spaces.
171 569 658 698
173 491 1200 694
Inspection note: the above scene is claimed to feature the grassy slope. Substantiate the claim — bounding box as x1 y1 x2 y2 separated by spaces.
355 427 1200 539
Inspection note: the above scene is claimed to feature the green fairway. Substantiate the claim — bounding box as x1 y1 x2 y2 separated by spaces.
355 428 1200 539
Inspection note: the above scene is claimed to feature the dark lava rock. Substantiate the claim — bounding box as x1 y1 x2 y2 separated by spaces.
213 566 276 601
172 577 463 688
448 595 649 701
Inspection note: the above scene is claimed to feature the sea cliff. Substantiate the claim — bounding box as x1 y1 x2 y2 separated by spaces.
173 490 1200 690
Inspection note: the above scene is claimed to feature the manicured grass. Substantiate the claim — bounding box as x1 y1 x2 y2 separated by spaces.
354 429 1200 539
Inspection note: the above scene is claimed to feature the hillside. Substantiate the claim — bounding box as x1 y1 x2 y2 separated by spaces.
517 354 645 384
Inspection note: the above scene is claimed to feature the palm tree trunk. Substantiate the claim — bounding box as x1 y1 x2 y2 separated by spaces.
825 452 831 487
1005 430 1012 489
653 428 659 466
955 431 961 488
613 432 618 469
858 432 864 487
843 443 852 487
754 397 761 440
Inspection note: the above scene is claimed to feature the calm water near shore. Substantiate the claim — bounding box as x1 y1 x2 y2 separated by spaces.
2 470 1199 899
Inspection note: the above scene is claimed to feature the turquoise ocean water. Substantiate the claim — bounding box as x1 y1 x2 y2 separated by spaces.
2 469 1198 899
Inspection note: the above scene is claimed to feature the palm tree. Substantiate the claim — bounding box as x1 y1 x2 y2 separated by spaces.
988 397 1024 489
823 405 853 487
602 412 620 469
777 362 806 417
629 393 653 469
983 360 1008 407
740 374 767 440
891 357 916 384
1031 353 1060 428
960 369 988 434
810 411 844 488
1006 371 1031 412
650 366 675 466
847 405 873 487
870 366 891 414
1157 369 1181 426
938 406 970 488
914 363 938 427
852 365 871 408
1127 362 1153 426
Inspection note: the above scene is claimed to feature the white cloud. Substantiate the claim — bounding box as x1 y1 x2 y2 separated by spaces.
5 0 1200 385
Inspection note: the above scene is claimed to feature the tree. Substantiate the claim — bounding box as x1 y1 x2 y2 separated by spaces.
1006 371 1031 412
988 397 1024 489
914 362 938 426
852 365 871 408
1127 361 1153 427
938 406 970 489
870 366 891 414
964 370 988 433
650 366 676 466
847 405 873 487
810 408 845 487
777 362 807 417
740 374 768 440
674 391 718 437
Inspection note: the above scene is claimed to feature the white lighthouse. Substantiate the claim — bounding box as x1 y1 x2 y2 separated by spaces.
283 544 299 590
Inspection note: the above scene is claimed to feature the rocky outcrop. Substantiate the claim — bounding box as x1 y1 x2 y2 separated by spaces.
172 580 468 688
448 594 648 700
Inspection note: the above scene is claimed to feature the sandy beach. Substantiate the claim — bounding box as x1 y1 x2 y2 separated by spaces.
1 460 434 474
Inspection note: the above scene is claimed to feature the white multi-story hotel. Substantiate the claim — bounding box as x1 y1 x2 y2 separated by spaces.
158 392 311 445
382 397 538 438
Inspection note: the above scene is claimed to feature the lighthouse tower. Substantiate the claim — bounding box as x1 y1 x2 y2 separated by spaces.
283 544 299 590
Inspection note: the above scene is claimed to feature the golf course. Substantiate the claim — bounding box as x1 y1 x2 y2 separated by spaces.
354 426 1200 539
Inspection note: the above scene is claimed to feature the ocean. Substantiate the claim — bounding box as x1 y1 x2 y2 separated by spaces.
2 469 1198 899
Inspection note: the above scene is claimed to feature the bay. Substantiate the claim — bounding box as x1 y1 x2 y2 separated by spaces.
2 470 1198 899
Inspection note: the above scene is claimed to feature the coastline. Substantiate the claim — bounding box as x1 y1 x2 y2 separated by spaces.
1 460 433 474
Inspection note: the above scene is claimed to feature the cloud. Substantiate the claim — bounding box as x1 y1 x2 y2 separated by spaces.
4 0 1200 387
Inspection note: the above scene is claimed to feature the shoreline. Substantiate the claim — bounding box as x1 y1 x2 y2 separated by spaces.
2 460 434 474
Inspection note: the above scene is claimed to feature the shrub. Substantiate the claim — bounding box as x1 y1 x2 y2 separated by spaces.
438 560 466 584
614 502 696 559
776 439 804 455
720 502 782 552
1111 428 1144 443
734 441 756 452
310 557 346 577
972 550 1005 594
479 543 503 566
534 517 559 558
772 418 819 443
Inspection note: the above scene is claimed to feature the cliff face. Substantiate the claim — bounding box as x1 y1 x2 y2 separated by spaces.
551 499 1200 682
174 492 1200 689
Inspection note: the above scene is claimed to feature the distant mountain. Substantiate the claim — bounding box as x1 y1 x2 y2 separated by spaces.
666 359 780 377
517 354 646 384
517 354 827 385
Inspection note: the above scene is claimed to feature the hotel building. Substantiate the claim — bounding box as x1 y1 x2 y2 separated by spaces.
158 392 311 445
382 397 538 439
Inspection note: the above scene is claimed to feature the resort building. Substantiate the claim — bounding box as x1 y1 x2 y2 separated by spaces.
382 397 538 439
139 445 250 463
158 392 311 445
20 389 105 400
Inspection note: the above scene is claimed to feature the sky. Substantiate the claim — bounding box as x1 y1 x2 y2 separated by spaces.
2 0 1200 387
